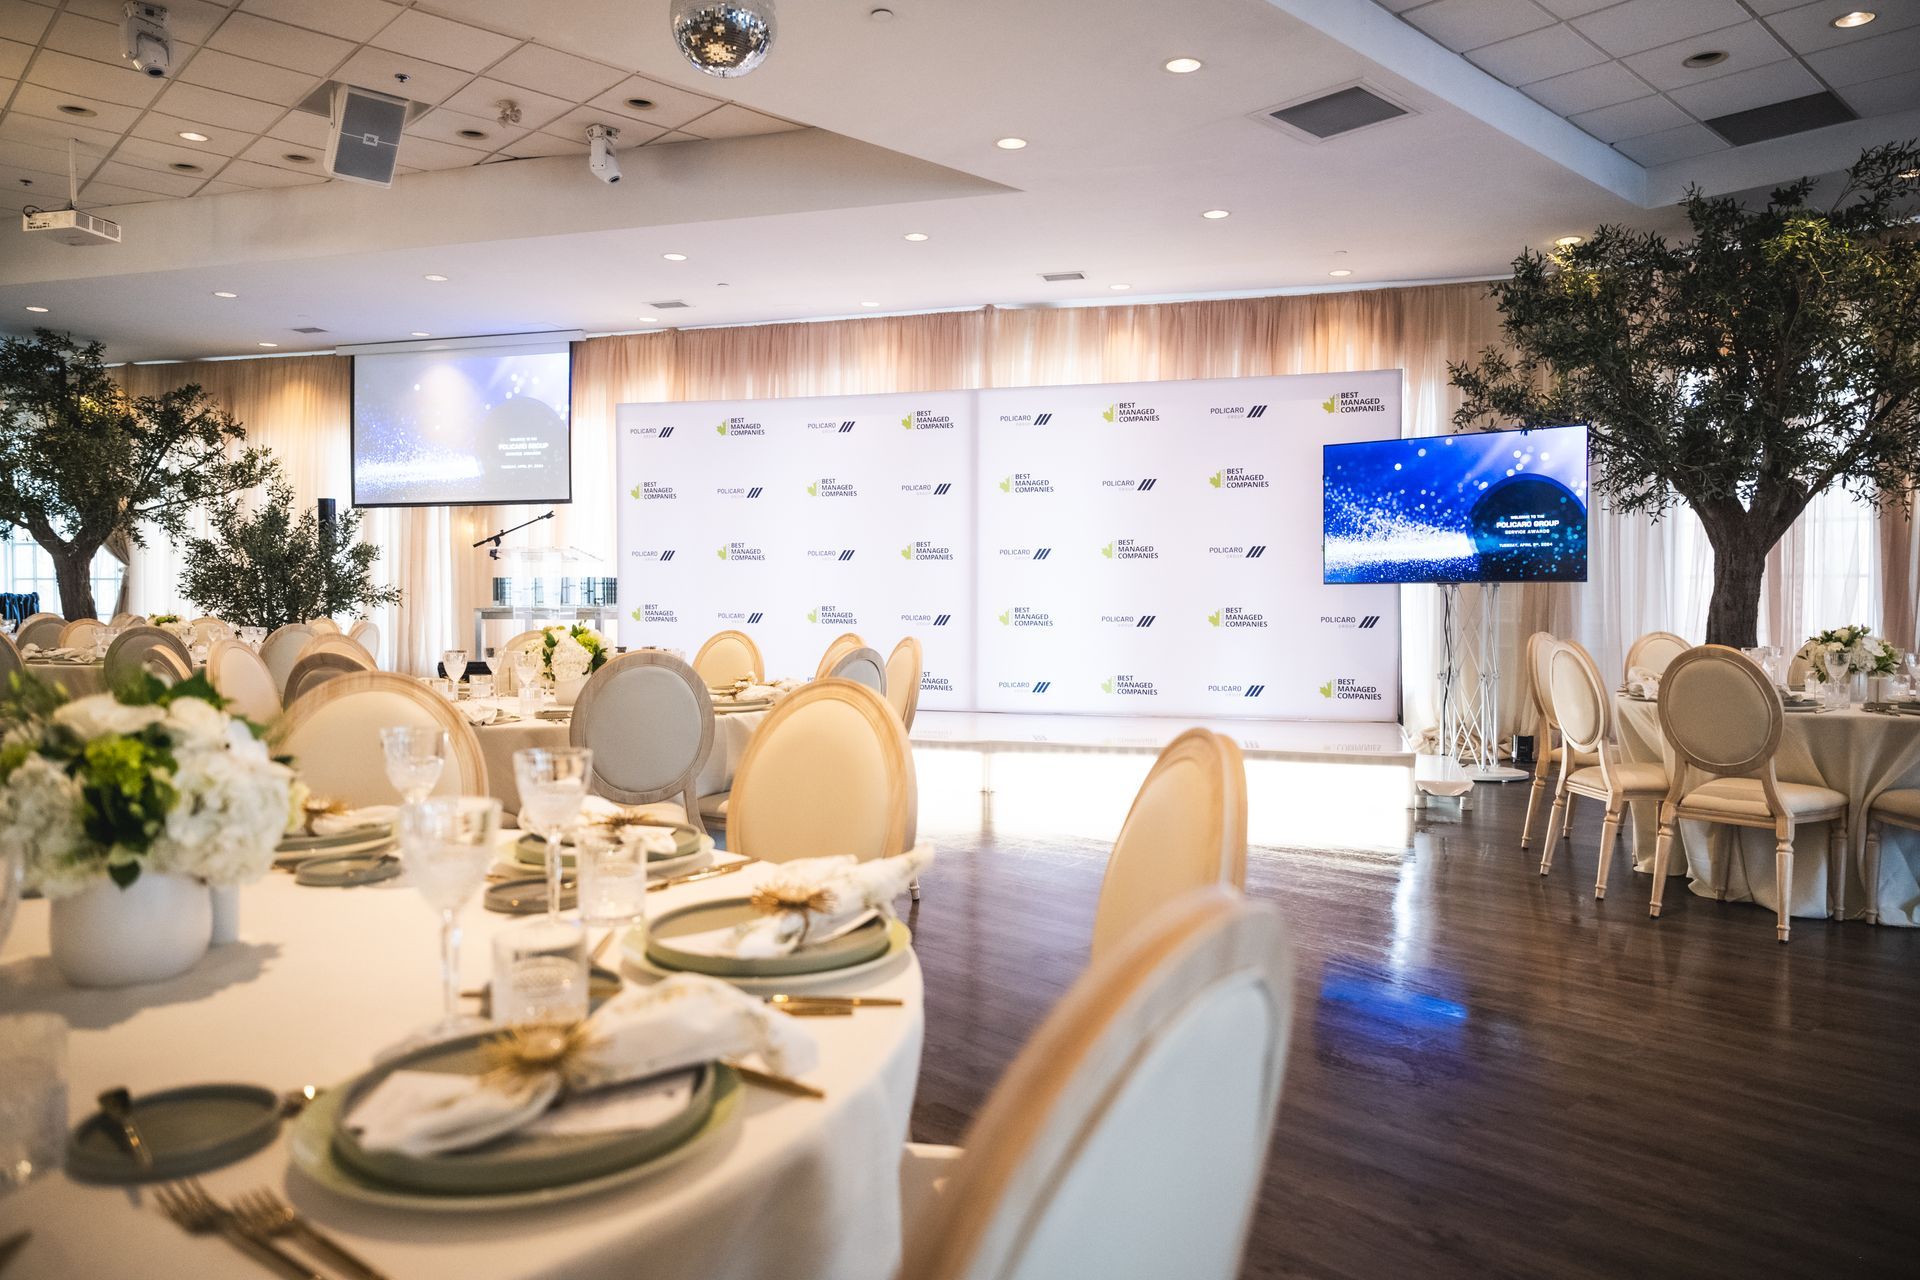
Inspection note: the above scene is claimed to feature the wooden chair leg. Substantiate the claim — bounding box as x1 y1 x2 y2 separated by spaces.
1775 834 1794 943
1827 820 1846 921
1649 805 1677 918
909 877 921 903
1540 791 1569 876
1595 804 1622 900
1521 771 1546 850
1864 825 1882 926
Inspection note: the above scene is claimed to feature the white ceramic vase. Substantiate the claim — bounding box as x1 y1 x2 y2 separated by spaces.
49 871 212 988
552 674 588 707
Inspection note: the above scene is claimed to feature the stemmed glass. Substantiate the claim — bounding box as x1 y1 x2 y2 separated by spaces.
1823 651 1852 709
512 649 542 716
380 726 447 803
1903 652 1919 698
513 747 592 920
442 648 469 689
397 796 500 1038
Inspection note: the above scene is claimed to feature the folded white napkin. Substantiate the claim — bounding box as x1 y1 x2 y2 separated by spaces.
673 847 933 960
728 683 778 702
458 702 500 726
22 645 91 662
310 805 397 836
347 973 817 1157
1625 666 1661 700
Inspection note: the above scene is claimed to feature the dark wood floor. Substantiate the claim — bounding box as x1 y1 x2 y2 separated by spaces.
903 768 1920 1279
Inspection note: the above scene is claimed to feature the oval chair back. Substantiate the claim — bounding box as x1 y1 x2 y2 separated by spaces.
813 632 866 680
885 636 923 730
58 619 105 653
0 629 22 686
260 624 316 698
347 619 381 666
1547 639 1612 758
692 629 763 688
570 649 715 821
1528 631 1562 735
306 618 341 635
307 633 377 664
206 638 281 725
17 614 64 650
899 888 1294 1280
103 626 192 690
1657 644 1783 781
492 629 548 695
108 613 144 628
1091 729 1247 961
187 616 233 647
273 672 485 806
828 645 887 696
1624 630 1690 683
145 646 191 686
284 648 374 703
725 677 914 863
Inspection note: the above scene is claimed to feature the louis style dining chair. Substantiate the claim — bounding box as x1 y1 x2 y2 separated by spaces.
206 638 281 725
885 636 924 730
813 631 866 680
1624 630 1690 684
1864 790 1920 925
103 626 193 688
273 672 486 806
1521 631 1598 851
692 629 763 688
1650 645 1848 941
898 887 1294 1280
569 649 715 824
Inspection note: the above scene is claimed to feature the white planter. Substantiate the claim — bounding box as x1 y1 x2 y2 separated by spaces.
49 872 211 988
551 674 588 707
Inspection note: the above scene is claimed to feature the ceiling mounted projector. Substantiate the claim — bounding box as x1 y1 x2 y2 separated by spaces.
671 0 776 78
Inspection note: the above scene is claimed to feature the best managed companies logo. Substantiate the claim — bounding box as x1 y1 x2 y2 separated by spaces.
901 409 956 431
997 607 1054 627
805 605 859 625
1099 674 1159 697
901 542 956 561
805 477 858 498
715 416 766 437
1101 401 1161 424
715 542 767 562
1207 466 1270 490
1206 607 1268 628
1322 390 1389 415
1319 677 1385 703
632 481 677 501
999 474 1055 494
1098 539 1159 560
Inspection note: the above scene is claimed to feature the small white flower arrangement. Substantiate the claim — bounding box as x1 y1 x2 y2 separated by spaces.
0 670 294 898
541 623 608 683
1797 624 1898 684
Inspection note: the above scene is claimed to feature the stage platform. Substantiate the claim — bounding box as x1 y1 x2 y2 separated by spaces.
909 711 1413 767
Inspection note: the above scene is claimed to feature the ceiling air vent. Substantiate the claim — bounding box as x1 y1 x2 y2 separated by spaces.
290 326 328 334
1257 83 1411 144
650 300 690 310
1703 91 1856 147
1040 271 1084 282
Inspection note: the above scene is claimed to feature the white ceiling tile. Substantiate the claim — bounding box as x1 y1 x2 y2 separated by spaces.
1742 0 1812 12
395 133 487 170
1465 23 1607 85
265 111 334 148
210 158 328 188
26 48 169 108
0 111 122 160
1805 24 1920 86
1620 22 1791 92
543 105 668 146
8 81 145 132
1375 0 1425 12
1764 0 1920 54
1665 59 1822 119
1568 93 1691 141
410 105 526 152
373 10 520 74
1521 59 1654 114
1404 0 1554 52
41 13 144 67
1837 68 1920 117
238 0 406 43
73 181 171 206
0 162 71 203
0 138 73 174
0 6 52 44
152 80 287 132
442 77 571 132
678 104 803 140
647 130 704 146
111 135 237 177
497 129 593 159
237 136 330 172
332 47 471 106
0 40 30 82
1534 0 1615 15
128 110 253 156
90 159 206 197
486 44 625 100
584 75 726 132
66 0 229 45
178 48 320 105
1572 0 1750 57
207 13 355 76
195 179 253 197
1612 122 1729 165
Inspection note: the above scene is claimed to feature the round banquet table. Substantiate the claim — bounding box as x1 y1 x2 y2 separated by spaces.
0 842 925 1280
466 696 774 817
1613 694 1920 926
22 659 108 697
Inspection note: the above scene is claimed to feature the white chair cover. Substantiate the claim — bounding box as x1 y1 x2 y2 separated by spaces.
570 650 715 821
102 626 192 690
693 629 764 688
273 672 486 806
260 623 316 698
206 638 281 725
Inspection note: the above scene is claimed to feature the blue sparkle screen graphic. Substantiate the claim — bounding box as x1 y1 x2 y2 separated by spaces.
352 341 572 507
1323 424 1588 584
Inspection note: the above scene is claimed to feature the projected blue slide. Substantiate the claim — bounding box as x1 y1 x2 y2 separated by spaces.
1323 424 1588 584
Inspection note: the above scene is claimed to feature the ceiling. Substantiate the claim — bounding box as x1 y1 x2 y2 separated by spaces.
1376 0 1920 166
0 0 1914 363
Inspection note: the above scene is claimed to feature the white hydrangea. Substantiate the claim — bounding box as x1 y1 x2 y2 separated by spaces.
163 695 230 750
151 739 293 887
53 695 165 742
0 755 90 898
549 634 592 681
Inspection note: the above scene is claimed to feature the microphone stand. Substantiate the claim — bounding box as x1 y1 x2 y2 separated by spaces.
473 509 557 560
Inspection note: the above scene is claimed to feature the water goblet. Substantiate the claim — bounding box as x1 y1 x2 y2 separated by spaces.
1822 651 1852 709
512 649 542 716
397 796 501 1038
442 648 469 688
513 746 592 920
575 826 649 931
380 725 447 803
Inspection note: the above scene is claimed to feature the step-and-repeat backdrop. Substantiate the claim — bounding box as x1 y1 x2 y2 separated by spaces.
615 371 1400 719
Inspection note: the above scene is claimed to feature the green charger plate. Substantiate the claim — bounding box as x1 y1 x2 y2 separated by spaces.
67 1083 282 1185
277 824 394 855
515 824 705 868
625 917 912 993
292 1060 739 1209
644 896 892 978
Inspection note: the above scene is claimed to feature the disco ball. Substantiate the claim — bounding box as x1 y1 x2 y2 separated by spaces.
671 0 777 79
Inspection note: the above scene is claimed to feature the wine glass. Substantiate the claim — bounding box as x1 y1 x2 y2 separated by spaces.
380 726 447 803
512 649 542 716
442 648 469 689
513 747 591 921
1903 651 1919 698
1822 650 1851 708
397 796 501 1038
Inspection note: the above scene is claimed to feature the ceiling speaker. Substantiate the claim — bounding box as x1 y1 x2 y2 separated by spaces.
326 83 406 187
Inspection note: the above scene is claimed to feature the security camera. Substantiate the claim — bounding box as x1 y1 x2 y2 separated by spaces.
586 123 621 185
122 3 172 79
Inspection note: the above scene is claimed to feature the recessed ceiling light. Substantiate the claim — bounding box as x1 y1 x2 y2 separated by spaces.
169 162 203 173
1164 57 1203 74
1201 208 1230 219
1555 234 1584 248
410 331 430 337
282 153 316 165
903 232 929 241
1109 283 1131 291
177 131 210 142
870 7 895 20
661 252 687 261
625 97 655 111
57 104 96 117
1682 50 1728 68
995 137 1027 150
456 128 488 140
424 274 449 282
1831 10 1876 28
257 341 278 348
639 317 660 323
1328 269 1353 277
25 305 48 313
212 290 237 298
860 301 880 307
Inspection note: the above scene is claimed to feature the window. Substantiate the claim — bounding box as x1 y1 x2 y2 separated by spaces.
0 534 126 615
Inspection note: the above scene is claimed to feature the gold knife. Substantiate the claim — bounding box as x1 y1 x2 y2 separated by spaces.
648 859 754 892
765 994 904 1008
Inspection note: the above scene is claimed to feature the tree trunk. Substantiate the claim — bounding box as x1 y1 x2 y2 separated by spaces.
47 544 98 621
1703 528 1767 648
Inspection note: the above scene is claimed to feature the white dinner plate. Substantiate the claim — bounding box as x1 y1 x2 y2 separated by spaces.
620 917 912 993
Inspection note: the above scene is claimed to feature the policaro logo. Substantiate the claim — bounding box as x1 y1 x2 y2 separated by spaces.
1098 538 1159 560
1318 677 1385 702
805 477 857 497
715 416 766 437
1206 607 1268 629
999 473 1055 494
1206 466 1269 490
805 605 859 626
715 542 768 562
1099 674 1159 697
1321 390 1388 415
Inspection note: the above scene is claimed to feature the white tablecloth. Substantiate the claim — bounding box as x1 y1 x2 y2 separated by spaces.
467 697 772 817
0 848 924 1279
22 659 107 697
1614 695 1920 925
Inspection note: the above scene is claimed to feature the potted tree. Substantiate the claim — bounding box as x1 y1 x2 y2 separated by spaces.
178 479 401 629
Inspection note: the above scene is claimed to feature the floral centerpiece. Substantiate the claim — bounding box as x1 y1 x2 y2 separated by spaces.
541 623 608 681
0 671 294 986
150 613 180 626
1797 625 1898 684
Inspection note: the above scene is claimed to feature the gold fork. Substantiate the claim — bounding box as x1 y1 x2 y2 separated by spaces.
230 1187 391 1280
150 1179 324 1280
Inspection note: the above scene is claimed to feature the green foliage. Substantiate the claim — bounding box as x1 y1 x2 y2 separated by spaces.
177 479 401 630
540 622 609 676
0 330 276 619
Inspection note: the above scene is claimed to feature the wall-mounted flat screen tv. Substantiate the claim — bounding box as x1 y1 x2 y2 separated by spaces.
1323 423 1589 584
